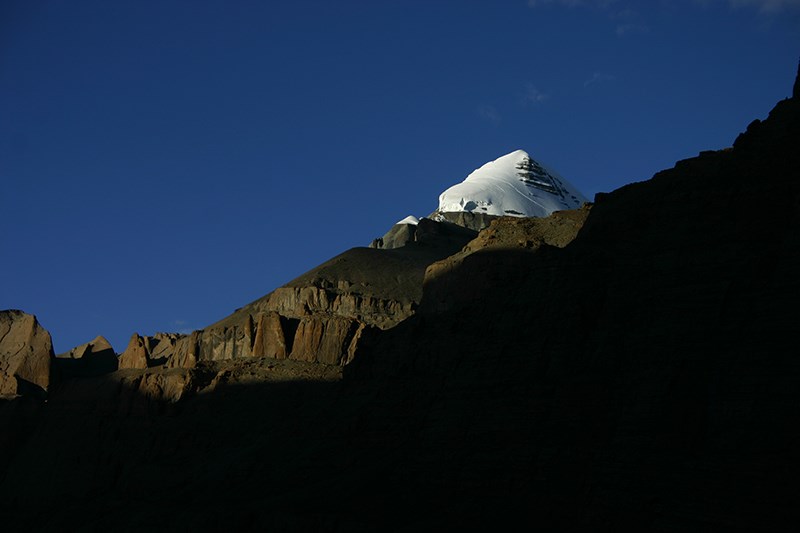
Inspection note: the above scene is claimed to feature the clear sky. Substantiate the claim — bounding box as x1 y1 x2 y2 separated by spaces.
2 0 798 353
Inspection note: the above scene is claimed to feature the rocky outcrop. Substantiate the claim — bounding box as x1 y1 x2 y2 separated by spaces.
0 310 53 396
289 315 366 365
54 335 117 378
459 204 590 253
252 312 289 359
422 205 591 314
118 333 149 369
257 286 414 327
371 214 484 250
146 333 184 364
57 335 114 360
166 331 199 369
134 370 194 403
370 220 417 249
0 374 15 396
117 332 188 370
165 311 372 368
429 210 500 231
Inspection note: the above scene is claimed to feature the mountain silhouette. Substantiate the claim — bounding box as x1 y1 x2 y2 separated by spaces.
1 64 799 532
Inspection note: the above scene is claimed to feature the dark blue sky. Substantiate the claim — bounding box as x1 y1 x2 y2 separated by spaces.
2 0 798 353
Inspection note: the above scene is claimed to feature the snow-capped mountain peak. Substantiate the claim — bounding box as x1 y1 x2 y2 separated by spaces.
436 149 587 218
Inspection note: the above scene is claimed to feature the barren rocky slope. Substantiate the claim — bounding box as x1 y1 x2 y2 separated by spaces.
136 216 479 370
1 68 799 532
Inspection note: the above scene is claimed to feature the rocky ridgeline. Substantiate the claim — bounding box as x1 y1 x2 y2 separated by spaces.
1 205 589 397
162 211 586 368
0 213 487 387
140 217 480 370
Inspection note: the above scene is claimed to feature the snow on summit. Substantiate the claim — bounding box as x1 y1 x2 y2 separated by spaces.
437 150 587 218
395 215 419 225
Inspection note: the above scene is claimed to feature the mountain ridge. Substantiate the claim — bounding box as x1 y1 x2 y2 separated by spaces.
1 64 798 531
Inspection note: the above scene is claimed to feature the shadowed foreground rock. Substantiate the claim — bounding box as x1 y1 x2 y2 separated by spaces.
54 335 118 378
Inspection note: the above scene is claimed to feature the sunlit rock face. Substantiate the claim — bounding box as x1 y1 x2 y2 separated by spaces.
0 310 54 397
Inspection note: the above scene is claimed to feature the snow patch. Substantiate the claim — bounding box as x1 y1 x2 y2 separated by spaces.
395 215 419 226
437 149 587 218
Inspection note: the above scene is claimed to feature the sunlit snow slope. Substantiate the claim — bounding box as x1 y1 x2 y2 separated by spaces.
437 150 587 218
